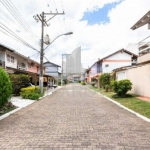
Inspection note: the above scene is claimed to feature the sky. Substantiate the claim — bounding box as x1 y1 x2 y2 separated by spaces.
0 0 150 68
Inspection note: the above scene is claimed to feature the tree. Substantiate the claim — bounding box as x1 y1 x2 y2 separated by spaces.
111 79 132 97
100 73 111 89
0 67 12 107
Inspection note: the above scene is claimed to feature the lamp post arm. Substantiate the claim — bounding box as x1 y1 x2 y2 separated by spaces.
44 34 64 51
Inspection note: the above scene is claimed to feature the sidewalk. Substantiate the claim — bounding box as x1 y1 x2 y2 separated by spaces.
137 96 150 103
0 86 62 121
12 86 62 106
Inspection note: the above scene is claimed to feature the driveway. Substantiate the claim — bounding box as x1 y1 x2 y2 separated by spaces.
0 84 150 150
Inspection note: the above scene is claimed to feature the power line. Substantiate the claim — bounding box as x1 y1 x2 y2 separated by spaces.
0 9 14 22
60 0 67 32
0 0 40 46
3 0 40 44
53 0 64 34
0 21 39 52
7 0 39 39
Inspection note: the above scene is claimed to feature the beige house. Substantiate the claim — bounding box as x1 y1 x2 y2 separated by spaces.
113 11 150 97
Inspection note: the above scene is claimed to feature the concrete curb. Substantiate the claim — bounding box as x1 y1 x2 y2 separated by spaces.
39 86 62 99
0 86 62 121
0 108 21 121
90 89 150 123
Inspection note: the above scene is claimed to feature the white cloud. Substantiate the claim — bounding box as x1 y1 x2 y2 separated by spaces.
0 0 150 69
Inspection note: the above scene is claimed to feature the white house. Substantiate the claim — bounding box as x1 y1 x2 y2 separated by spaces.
85 49 138 87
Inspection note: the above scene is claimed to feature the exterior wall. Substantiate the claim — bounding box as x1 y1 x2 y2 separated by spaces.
27 63 39 73
0 50 5 61
46 72 58 77
44 62 59 77
102 52 132 73
116 63 150 97
138 53 150 63
5 50 17 69
90 63 97 76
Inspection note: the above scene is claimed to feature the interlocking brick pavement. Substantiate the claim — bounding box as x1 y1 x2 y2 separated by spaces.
0 84 150 150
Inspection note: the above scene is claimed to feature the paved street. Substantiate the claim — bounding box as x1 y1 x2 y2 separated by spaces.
0 84 150 150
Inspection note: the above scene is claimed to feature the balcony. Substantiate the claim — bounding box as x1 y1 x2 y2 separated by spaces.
138 52 150 63
139 36 150 56
17 65 27 70
0 60 5 68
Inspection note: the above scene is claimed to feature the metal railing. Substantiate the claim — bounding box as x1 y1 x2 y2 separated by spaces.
139 36 150 53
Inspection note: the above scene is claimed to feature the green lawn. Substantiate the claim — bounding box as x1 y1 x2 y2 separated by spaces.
90 86 150 119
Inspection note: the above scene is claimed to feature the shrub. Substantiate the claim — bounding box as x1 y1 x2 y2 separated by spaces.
111 79 132 97
9 74 30 95
0 67 12 107
81 81 86 85
20 86 45 100
100 73 111 88
105 84 109 92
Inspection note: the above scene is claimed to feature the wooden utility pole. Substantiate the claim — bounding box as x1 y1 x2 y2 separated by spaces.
33 11 64 94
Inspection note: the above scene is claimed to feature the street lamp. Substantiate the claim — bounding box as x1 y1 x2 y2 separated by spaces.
39 32 73 94
44 32 73 51
61 54 71 86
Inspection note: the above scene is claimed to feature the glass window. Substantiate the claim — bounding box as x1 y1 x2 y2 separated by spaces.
7 54 10 62
11 56 14 63
7 54 14 63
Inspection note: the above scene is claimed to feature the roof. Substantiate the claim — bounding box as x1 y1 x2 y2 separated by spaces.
43 61 61 67
88 49 138 70
131 11 150 30
7 66 54 78
113 60 150 72
0 43 40 65
99 49 138 61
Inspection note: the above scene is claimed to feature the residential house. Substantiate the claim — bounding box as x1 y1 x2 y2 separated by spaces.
43 61 61 85
85 49 137 87
114 11 150 97
0 43 53 86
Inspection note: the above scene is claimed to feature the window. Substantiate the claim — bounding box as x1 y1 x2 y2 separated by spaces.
7 54 10 62
11 56 14 63
7 54 14 63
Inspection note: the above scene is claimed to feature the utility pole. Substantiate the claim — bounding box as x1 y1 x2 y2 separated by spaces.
33 11 64 94
61 54 71 86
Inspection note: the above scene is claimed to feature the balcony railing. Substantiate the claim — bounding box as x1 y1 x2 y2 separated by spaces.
0 60 5 68
139 36 150 55
17 65 27 70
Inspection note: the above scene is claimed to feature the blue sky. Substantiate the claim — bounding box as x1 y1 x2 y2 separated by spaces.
81 1 123 25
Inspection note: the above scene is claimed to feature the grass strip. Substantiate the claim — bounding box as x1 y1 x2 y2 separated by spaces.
90 86 150 119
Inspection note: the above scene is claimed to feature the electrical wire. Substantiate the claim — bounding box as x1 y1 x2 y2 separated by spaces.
61 0 67 32
7 0 39 39
0 0 40 46
0 21 39 52
3 0 40 45
0 9 14 22
53 0 63 34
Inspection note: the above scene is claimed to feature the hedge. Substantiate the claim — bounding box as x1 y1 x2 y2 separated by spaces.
20 86 46 100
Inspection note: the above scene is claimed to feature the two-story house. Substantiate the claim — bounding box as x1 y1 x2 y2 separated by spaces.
0 43 54 86
113 11 150 97
85 49 137 87
43 61 61 85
